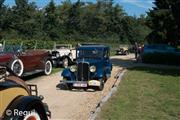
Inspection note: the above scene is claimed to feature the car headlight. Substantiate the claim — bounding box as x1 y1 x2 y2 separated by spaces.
89 65 96 72
56 53 60 58
70 65 77 72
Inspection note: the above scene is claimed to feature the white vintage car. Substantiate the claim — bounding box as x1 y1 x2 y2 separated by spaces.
51 44 76 68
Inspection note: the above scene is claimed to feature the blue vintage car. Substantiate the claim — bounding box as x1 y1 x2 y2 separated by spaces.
60 45 112 91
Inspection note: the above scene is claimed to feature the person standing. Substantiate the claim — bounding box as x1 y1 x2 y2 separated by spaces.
134 42 138 59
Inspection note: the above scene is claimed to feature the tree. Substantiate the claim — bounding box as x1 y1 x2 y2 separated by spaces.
0 0 7 39
0 0 150 44
8 0 38 39
43 0 59 40
147 0 179 45
65 0 82 34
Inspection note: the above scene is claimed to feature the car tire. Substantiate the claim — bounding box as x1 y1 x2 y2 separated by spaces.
62 57 69 68
97 80 104 91
10 59 24 77
103 74 107 83
23 110 41 120
125 50 129 55
4 101 48 120
44 60 52 75
67 84 73 90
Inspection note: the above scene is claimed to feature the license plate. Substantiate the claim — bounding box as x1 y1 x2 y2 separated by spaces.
73 83 87 87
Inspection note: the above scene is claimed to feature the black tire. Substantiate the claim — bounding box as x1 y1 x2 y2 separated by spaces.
66 84 73 90
83 88 87 91
9 59 24 77
103 74 107 83
4 98 48 120
44 60 52 75
97 80 104 91
62 57 69 68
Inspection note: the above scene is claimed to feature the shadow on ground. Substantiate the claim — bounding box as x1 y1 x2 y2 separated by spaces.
56 83 96 92
56 83 68 90
111 57 180 77
22 72 44 81
111 57 135 68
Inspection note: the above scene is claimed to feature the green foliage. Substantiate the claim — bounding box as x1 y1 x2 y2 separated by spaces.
0 0 150 44
147 0 180 45
0 39 54 49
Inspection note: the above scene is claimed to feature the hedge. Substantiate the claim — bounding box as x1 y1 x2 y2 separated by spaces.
142 52 180 65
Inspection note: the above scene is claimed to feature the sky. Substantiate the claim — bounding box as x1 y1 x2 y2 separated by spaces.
4 0 155 16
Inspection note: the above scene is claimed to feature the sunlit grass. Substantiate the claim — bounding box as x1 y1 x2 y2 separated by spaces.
97 67 180 120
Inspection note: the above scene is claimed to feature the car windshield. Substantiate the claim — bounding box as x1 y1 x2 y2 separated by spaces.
56 45 69 49
77 49 103 58
3 45 24 53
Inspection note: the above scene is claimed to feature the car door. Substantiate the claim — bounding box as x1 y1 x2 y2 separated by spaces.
31 50 47 69
104 49 112 78
18 50 39 72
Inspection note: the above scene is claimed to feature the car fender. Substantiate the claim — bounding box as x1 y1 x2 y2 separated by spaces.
61 68 75 80
61 55 73 64
61 68 76 80
6 54 18 66
105 63 112 78
90 66 103 79
44 56 53 65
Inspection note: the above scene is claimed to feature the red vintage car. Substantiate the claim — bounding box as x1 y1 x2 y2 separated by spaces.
0 45 52 77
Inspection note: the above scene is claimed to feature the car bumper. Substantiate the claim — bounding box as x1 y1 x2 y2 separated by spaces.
60 80 101 87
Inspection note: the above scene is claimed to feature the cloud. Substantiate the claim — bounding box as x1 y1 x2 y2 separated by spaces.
119 0 154 9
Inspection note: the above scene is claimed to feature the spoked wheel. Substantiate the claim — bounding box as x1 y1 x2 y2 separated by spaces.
44 60 52 75
10 59 24 77
62 58 69 68
24 110 41 120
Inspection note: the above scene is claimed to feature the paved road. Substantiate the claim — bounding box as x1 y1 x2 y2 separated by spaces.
26 55 134 120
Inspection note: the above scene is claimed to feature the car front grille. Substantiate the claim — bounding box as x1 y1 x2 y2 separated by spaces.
77 62 89 81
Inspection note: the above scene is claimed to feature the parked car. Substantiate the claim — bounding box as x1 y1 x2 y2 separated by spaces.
0 44 52 77
141 44 180 64
51 44 76 68
116 46 129 55
0 66 51 120
60 45 112 91
143 44 180 54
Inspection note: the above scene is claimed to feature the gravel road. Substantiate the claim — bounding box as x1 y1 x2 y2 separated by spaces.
26 55 134 120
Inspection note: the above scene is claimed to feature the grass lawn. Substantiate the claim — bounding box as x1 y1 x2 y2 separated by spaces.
96 67 180 120
52 67 63 74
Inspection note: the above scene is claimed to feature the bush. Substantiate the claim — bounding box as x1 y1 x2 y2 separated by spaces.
0 39 130 56
0 39 56 49
142 52 180 65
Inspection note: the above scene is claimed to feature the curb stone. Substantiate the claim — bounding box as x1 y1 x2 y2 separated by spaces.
88 69 126 120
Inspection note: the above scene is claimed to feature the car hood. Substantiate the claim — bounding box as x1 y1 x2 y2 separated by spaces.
0 52 14 62
0 52 14 57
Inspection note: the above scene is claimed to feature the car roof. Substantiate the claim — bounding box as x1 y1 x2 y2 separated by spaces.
77 45 109 50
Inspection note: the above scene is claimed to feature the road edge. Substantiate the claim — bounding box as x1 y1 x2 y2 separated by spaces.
88 69 127 120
